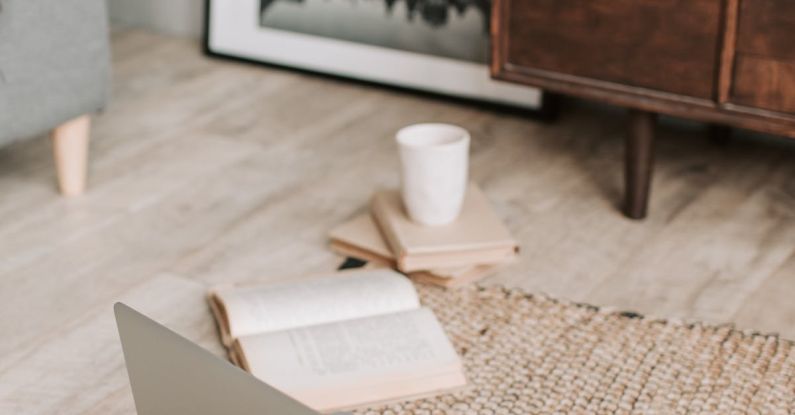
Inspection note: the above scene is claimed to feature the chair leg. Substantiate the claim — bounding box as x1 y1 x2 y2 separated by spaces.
51 115 91 196
624 110 656 219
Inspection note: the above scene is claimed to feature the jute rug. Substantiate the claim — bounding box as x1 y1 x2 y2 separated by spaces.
357 284 795 414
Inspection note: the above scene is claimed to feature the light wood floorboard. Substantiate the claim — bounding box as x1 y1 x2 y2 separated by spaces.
0 30 794 413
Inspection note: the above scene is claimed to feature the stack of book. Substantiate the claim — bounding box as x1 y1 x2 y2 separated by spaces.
329 183 519 287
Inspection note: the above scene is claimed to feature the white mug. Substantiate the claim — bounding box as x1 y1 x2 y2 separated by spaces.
396 123 470 226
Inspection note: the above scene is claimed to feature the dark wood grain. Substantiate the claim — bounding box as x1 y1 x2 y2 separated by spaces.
718 0 740 103
625 110 656 220
504 0 722 99
731 55 795 114
491 0 795 137
736 0 795 62
730 0 795 115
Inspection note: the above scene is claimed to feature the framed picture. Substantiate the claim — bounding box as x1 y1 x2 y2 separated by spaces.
204 0 544 110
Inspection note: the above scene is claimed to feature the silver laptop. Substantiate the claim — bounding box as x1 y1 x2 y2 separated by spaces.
114 302 349 415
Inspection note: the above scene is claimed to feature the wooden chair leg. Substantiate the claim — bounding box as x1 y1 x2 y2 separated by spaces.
624 110 656 219
51 115 91 196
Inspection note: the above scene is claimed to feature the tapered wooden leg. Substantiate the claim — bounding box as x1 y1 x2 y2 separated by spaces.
708 124 732 146
51 115 91 196
624 110 656 219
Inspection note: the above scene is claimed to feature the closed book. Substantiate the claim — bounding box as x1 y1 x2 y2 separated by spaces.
371 184 518 272
328 214 396 267
328 213 506 287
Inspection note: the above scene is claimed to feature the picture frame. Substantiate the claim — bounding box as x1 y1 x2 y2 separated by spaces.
203 0 546 111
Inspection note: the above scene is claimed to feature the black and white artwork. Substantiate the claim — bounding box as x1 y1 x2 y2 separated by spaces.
206 0 542 108
258 0 490 63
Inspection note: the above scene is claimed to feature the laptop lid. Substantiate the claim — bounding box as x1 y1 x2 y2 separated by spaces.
114 302 337 415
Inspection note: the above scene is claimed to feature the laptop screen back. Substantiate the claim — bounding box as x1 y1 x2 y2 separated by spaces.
114 302 330 415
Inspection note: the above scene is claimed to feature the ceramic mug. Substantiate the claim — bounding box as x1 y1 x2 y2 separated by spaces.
396 123 470 226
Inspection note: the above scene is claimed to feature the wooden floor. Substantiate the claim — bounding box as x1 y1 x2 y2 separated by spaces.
1 30 795 412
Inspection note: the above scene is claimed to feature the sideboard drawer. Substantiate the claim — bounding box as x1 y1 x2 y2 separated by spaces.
732 56 795 115
730 0 795 115
499 0 722 100
736 0 795 62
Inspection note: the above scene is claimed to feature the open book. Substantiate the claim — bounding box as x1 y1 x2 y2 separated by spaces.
207 269 467 413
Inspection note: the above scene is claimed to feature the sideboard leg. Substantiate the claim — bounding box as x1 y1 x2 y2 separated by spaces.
708 124 732 146
624 110 657 219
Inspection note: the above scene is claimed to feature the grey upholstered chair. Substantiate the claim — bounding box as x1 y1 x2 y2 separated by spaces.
0 0 111 195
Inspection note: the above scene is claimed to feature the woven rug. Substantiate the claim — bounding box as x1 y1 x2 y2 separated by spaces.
357 284 795 414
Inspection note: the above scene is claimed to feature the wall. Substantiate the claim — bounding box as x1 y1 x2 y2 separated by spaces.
107 0 204 38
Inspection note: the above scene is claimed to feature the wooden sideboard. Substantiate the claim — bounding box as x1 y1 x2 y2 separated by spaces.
491 0 795 219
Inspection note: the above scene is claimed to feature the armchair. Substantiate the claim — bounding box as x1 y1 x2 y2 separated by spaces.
0 0 111 195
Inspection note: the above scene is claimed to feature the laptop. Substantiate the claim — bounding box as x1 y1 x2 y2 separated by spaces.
114 302 350 415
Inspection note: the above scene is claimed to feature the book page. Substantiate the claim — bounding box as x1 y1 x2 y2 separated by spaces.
237 308 464 411
212 269 419 339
